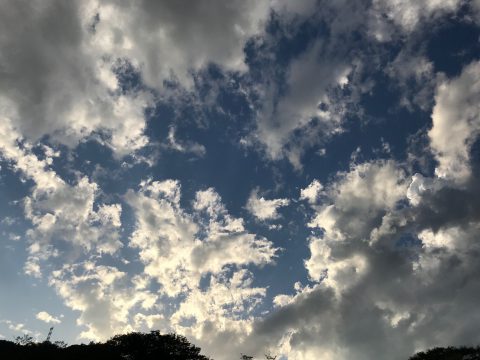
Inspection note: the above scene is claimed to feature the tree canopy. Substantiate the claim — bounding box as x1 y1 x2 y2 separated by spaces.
2 334 480 360
0 331 211 360
409 346 480 360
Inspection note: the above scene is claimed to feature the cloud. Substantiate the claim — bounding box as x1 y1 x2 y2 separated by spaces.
0 118 123 278
300 179 324 204
165 127 206 157
49 261 154 340
126 181 278 297
0 120 279 346
246 189 290 222
2 0 461 169
242 0 466 169
36 311 61 325
171 269 267 351
369 0 462 39
252 40 352 168
235 149 480 359
429 61 480 182
90 0 270 89
386 50 435 111
37 180 279 346
0 320 33 335
307 160 407 242
0 0 273 158
0 1 153 157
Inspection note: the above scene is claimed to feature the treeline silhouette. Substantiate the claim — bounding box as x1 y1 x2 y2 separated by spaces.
1 331 480 360
408 346 480 359
0 331 211 360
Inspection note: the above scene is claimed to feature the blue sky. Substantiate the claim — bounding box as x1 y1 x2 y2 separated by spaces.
1 1 480 359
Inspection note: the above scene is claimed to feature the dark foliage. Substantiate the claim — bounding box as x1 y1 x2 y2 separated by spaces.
409 346 480 360
3 335 480 360
0 331 211 360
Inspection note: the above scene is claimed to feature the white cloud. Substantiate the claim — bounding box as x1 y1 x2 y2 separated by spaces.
36 311 61 324
49 261 157 341
172 269 266 336
371 0 462 34
305 160 407 289
126 181 278 297
0 118 123 278
54 269 125 340
406 173 441 206
300 179 324 204
307 160 407 242
166 127 206 157
1 320 31 335
307 237 369 293
22 172 124 262
242 0 464 168
38 180 279 346
429 61 480 182
246 189 290 222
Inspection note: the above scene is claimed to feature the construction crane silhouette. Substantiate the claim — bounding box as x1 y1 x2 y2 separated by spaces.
45 327 54 342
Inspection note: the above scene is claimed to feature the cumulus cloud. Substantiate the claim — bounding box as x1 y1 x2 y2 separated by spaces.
2 0 461 170
0 119 123 278
429 61 480 182
171 269 267 353
49 261 156 340
236 148 480 359
0 1 153 157
36 311 61 325
0 0 273 158
38 180 279 346
0 117 279 346
300 179 324 204
91 0 270 89
246 189 290 222
126 181 278 297
307 161 407 242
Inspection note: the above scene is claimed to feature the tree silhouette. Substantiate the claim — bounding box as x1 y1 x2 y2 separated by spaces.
409 346 480 359
1 331 211 360
14 334 34 346
241 354 254 360
106 331 210 359
4 333 480 360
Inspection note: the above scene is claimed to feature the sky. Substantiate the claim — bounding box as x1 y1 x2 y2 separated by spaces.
1 1 480 359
